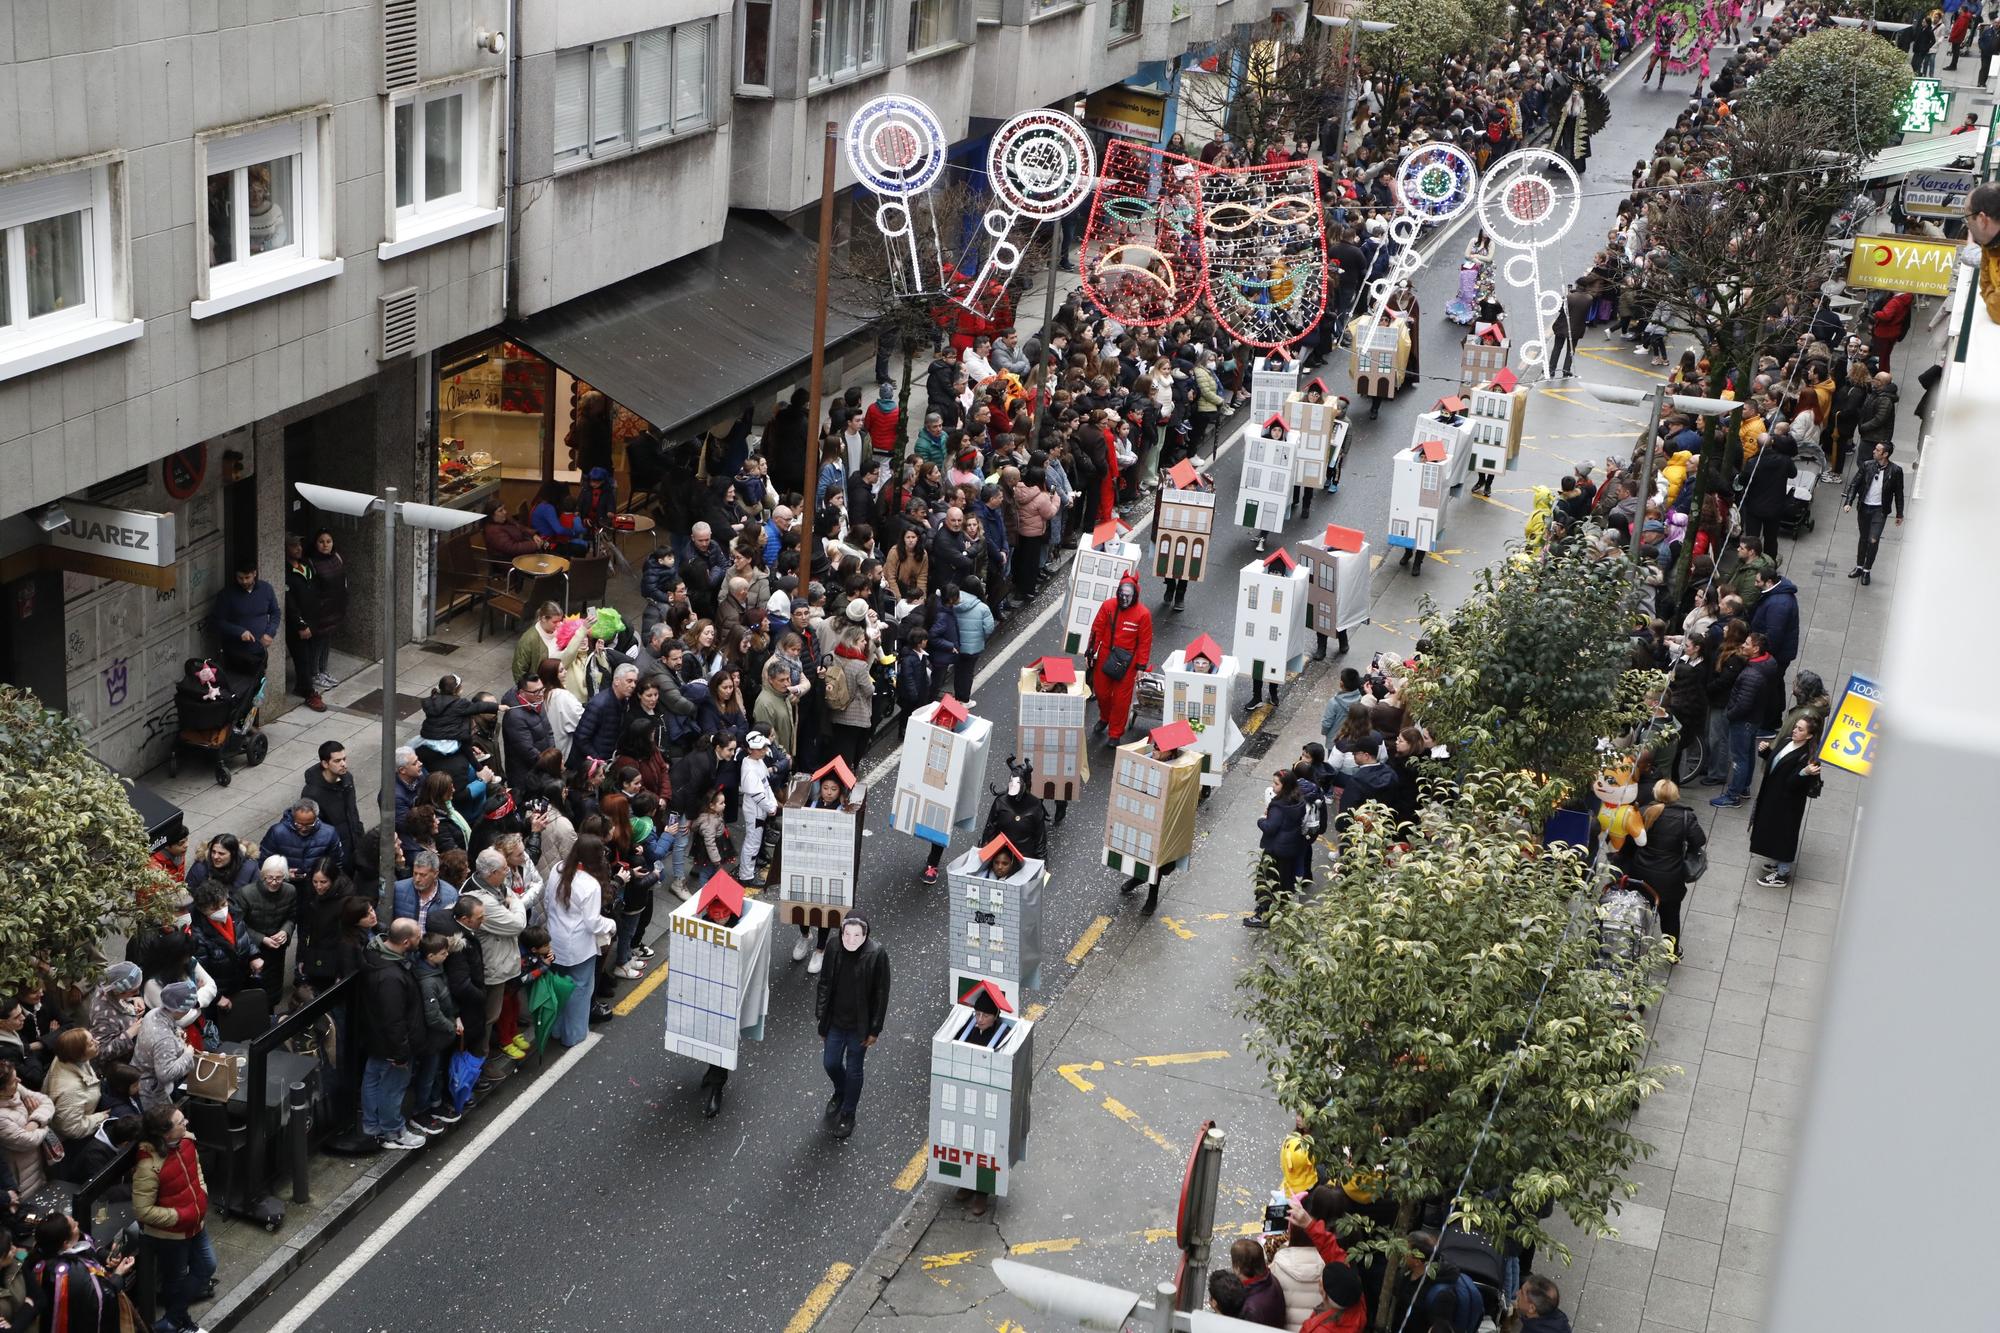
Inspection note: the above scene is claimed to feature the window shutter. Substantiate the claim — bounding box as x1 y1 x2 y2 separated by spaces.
673 22 710 131
592 42 631 153
978 0 1001 22
634 32 673 139
553 50 589 162
382 0 419 92
379 287 422 360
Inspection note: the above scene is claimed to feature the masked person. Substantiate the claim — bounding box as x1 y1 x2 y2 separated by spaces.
814 914 891 1141
1085 571 1153 744
983 758 1051 855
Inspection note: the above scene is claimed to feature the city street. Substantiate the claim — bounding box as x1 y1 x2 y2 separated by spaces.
225 49 1878 1333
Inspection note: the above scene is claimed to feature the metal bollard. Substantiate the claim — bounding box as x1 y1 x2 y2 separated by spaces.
287 1080 312 1204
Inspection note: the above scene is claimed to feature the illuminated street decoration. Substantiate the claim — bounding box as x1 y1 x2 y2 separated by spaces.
1196 159 1328 349
1897 78 1952 134
957 110 1097 318
1477 148 1581 376
1362 142 1480 333
1081 139 1207 327
846 94 949 297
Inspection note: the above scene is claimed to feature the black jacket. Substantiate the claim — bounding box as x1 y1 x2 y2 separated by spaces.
426 906 487 1023
1613 803 1706 899
1727 654 1785 729
982 793 1049 860
1735 447 1796 518
358 938 424 1063
1843 458 1905 519
296 886 352 983
1258 796 1308 860
500 691 555 778
1856 384 1898 442
815 935 892 1038
419 693 498 744
299 763 364 869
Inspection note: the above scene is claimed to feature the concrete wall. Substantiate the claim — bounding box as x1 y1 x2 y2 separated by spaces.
513 0 737 316
0 0 508 520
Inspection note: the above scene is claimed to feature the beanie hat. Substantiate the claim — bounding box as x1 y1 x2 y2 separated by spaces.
101 962 143 993
1321 1263 1362 1309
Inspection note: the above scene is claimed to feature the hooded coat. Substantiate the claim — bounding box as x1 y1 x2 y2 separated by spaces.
1086 571 1153 741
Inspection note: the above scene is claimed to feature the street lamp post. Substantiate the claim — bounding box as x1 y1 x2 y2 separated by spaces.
1314 14 1396 159
1574 382 1743 566
295 482 480 892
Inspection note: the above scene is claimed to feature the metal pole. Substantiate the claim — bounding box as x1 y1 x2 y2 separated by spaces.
1032 220 1063 448
1178 1126 1227 1311
1632 387 1664 567
799 121 837 576
1149 1283 1176 1333
288 1079 312 1203
378 487 399 900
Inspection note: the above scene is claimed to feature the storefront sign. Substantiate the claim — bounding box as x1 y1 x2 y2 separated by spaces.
1897 77 1951 134
1846 235 1960 297
1083 86 1167 143
1818 673 1881 778
49 502 177 569
1901 167 1975 218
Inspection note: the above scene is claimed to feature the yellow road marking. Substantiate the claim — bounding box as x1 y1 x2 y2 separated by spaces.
1575 345 1659 382
1011 1237 1082 1255
1156 915 1196 940
1024 1002 1047 1021
919 1219 1270 1272
892 1146 929 1191
1370 553 1385 570
1242 703 1273 735
784 1262 855 1333
1125 1050 1230 1068
1469 492 1526 514
921 1250 980 1271
1101 1095 1181 1153
611 955 672 1016
1066 914 1112 966
1200 910 1250 921
1058 1061 1103 1093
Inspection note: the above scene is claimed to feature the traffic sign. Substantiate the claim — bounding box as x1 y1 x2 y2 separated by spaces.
1819 673 1881 778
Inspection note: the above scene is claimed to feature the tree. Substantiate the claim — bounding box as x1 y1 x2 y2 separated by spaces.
1740 26 1910 157
1397 537 1660 806
1356 0 1487 95
0 686 175 992
1177 17 1352 161
830 180 1050 459
1242 771 1675 1327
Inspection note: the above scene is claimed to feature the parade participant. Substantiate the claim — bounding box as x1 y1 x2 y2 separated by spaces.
1085 571 1153 744
982 758 1051 856
815 914 891 1141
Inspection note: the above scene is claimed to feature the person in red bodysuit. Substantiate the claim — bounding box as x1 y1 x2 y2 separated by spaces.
1086 570 1153 743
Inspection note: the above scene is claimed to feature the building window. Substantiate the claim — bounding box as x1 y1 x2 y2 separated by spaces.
555 21 714 169
812 0 885 85
1270 590 1283 615
1107 0 1142 37
380 78 505 259
1245 585 1258 611
739 0 774 89
909 0 954 53
196 114 341 318
0 162 143 381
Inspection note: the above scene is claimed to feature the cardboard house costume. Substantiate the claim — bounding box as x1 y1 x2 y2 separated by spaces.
1159 633 1244 791
1465 369 1527 478
928 980 1035 1197
946 834 1047 1009
1062 518 1141 654
1300 523 1372 641
775 758 866 934
1234 546 1309 695
1284 377 1346 491
1388 400 1472 558
1153 458 1216 584
1101 720 1205 904
1349 311 1411 399
1017 657 1089 802
1235 417 1297 539
892 695 994 846
1251 353 1304 423
662 873 773 1072
1460 329 1510 388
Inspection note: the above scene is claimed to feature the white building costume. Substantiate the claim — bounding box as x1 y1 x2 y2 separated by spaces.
927 980 1035 1197
892 695 993 846
1284 378 1346 492
1159 632 1244 791
662 874 773 1072
1251 354 1303 423
1017 657 1089 803
1465 368 1527 478
1235 417 1297 543
1388 400 1473 558
775 757 866 934
1062 519 1141 654
946 835 1047 1009
1300 524 1372 641
1234 547 1309 694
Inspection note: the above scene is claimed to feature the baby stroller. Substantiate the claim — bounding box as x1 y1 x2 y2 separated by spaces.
1779 438 1826 537
168 654 269 786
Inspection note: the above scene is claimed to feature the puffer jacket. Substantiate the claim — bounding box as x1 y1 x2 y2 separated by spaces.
1269 1242 1324 1331
0 1085 55 1196
1012 483 1059 537
131 1136 209 1239
829 646 876 729
234 879 298 938
464 883 536 986
419 691 499 744
412 959 459 1053
135 1008 195 1110
43 1060 108 1142
261 814 343 875
952 591 996 656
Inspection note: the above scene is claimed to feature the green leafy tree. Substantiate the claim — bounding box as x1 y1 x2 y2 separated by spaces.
1357 0 1486 95
1241 771 1676 1326
1398 538 1660 805
1740 26 1911 157
0 686 174 992
1177 20 1352 161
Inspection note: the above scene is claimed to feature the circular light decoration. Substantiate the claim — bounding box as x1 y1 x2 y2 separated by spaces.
1395 143 1478 225
988 111 1096 221
845 94 948 197
1477 148 1581 251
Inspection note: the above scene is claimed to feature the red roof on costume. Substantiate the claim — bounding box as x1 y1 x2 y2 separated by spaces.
1321 523 1366 553
1417 439 1447 463
1090 517 1131 545
1185 633 1225 667
1435 395 1466 414
810 756 857 789
1262 413 1290 433
1262 547 1297 572
978 834 1025 865
957 978 1014 1014
1150 720 1197 753
1164 459 1201 490
933 695 971 729
1304 376 1332 396
696 871 745 920
1034 655 1077 685
1491 368 1519 393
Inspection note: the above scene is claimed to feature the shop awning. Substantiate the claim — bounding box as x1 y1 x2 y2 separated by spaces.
1861 129 1989 182
502 212 872 438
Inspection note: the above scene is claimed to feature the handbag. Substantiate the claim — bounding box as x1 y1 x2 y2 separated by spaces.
186 1049 241 1102
1679 809 1709 883
448 1047 484 1113
1100 645 1135 682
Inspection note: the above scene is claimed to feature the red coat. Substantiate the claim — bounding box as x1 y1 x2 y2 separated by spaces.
863 401 901 454
1086 573 1153 741
1871 292 1913 342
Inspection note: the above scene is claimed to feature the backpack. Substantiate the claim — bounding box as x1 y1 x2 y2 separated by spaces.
822 655 854 712
1300 790 1327 837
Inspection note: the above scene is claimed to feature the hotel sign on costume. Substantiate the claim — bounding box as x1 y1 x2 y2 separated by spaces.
1846 236 1959 298
50 502 177 569
1818 673 1881 778
1082 86 1166 143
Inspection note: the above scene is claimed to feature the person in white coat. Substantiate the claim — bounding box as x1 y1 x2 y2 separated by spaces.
545 835 617 1045
737 731 781 887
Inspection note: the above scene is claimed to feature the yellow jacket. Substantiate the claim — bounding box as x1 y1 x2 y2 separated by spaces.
1662 451 1694 505
1738 412 1765 461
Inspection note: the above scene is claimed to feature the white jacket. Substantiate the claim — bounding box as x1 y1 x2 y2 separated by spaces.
545 868 614 967
1269 1244 1324 1332
466 881 538 985
740 755 780 824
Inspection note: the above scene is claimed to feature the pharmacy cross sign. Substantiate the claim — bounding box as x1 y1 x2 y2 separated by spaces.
1897 78 1951 134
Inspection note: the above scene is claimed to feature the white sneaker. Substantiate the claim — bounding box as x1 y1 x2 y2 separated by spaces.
792 935 811 963
613 962 645 979
808 949 825 975
380 1132 423 1151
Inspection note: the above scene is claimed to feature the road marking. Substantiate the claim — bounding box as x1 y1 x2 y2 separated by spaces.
892 1145 930 1191
611 953 673 1016
1101 1095 1181 1153
1011 1237 1082 1255
1200 911 1251 922
784 1262 856 1333
1369 553 1385 570
1065 914 1112 965
918 1219 1269 1271
922 1250 981 1271
1024 1002 1047 1021
1156 914 1197 940
1057 1061 1103 1093
1468 492 1526 514
1241 703 1273 736
1125 1050 1230 1068
263 1032 603 1333
1574 345 1660 382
